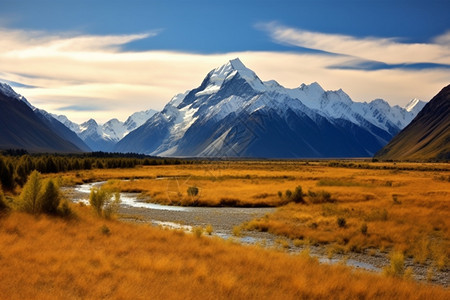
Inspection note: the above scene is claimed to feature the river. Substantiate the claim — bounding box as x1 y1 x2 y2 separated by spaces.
63 181 449 286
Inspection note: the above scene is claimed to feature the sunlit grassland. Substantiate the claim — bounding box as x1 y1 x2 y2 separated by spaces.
56 161 450 268
0 206 449 299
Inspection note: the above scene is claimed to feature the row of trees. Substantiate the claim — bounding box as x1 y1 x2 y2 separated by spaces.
0 153 192 191
0 170 70 216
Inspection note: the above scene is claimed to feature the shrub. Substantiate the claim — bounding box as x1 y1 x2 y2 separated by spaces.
285 189 292 199
20 170 42 214
59 200 73 218
308 190 332 204
205 224 213 235
187 186 199 197
232 225 242 237
291 186 305 203
89 186 121 218
361 223 368 235
89 187 107 216
337 217 346 228
39 179 60 215
193 226 203 238
103 192 121 219
383 251 405 277
101 225 111 235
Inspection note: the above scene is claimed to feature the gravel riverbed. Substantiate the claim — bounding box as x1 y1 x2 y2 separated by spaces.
63 183 449 287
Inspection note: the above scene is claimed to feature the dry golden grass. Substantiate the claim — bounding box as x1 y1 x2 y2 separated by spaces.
0 207 449 300
57 161 450 266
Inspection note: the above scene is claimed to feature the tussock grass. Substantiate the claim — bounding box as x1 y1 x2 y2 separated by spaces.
59 162 450 267
0 208 448 299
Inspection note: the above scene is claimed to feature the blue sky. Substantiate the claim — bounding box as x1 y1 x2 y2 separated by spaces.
0 0 449 123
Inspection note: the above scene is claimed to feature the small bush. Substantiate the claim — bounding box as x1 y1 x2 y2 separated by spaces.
337 217 346 228
285 190 292 199
361 223 368 235
392 194 401 204
383 251 405 277
291 186 305 203
89 186 121 218
101 225 110 236
193 226 203 238
59 200 73 218
232 225 242 237
205 224 213 235
308 190 332 204
103 192 120 219
187 186 199 197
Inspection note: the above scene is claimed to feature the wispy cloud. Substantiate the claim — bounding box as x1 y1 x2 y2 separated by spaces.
0 27 448 123
258 22 450 67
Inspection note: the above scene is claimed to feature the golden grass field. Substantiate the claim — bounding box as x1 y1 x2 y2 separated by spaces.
57 161 450 269
1 206 449 300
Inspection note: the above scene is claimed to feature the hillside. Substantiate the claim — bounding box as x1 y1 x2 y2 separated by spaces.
375 85 450 161
0 84 85 153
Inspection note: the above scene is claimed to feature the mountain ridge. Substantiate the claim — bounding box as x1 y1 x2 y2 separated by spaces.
115 58 425 158
375 84 450 161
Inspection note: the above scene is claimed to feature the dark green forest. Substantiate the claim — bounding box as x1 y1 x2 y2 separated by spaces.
0 151 190 191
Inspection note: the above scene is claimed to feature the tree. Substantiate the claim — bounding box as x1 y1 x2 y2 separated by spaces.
20 170 42 214
39 179 60 214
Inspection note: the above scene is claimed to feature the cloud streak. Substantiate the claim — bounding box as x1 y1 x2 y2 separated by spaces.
259 22 450 66
0 27 448 124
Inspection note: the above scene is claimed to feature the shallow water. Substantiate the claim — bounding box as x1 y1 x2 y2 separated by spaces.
65 181 389 274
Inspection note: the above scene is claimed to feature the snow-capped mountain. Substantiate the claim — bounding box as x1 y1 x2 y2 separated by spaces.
115 58 425 158
54 109 157 151
0 83 89 153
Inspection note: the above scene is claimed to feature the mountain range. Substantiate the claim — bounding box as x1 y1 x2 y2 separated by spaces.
53 109 157 152
375 84 450 161
0 58 429 157
115 58 425 158
0 83 89 153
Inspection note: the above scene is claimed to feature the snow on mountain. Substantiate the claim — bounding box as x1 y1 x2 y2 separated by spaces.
124 109 158 131
0 82 34 108
115 58 426 158
0 82 89 152
54 109 158 152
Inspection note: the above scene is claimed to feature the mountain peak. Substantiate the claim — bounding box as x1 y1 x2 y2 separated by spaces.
404 98 426 113
0 82 34 108
229 58 246 70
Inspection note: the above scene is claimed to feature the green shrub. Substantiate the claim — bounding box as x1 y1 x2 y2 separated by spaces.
89 185 121 218
39 179 60 215
20 170 42 214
